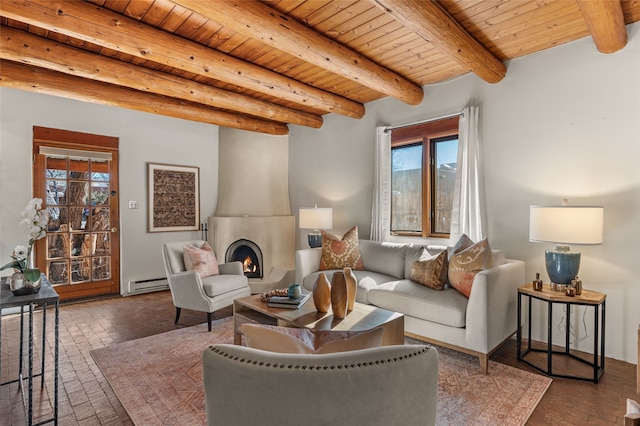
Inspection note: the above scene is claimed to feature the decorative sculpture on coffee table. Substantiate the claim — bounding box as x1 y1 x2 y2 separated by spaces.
330 272 348 319
313 273 331 313
344 267 357 311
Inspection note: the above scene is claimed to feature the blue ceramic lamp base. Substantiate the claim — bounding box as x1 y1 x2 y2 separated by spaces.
307 232 322 248
545 246 580 287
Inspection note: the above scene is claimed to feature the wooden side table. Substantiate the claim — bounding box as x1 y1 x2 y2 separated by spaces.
517 283 605 383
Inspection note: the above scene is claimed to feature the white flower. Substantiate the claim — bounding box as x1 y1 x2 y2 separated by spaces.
21 198 39 219
19 198 49 243
35 210 49 226
3 199 50 273
14 245 28 260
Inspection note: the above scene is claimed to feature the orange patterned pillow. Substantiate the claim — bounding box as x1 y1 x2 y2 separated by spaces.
448 235 493 298
319 226 365 271
183 242 219 278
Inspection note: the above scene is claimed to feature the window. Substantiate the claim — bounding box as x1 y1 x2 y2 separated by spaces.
390 116 459 238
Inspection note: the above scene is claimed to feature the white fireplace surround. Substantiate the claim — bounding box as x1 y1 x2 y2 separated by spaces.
211 128 296 293
208 216 295 293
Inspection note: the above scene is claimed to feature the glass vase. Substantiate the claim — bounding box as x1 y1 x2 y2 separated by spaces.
10 269 42 296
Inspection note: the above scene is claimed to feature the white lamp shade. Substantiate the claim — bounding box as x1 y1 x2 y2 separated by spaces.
529 206 604 245
299 207 333 230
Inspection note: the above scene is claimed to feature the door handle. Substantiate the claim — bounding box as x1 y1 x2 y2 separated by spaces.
111 227 117 233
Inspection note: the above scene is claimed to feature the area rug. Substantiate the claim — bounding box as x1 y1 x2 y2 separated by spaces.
91 318 551 425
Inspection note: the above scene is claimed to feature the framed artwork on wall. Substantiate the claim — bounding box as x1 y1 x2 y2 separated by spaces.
147 162 200 232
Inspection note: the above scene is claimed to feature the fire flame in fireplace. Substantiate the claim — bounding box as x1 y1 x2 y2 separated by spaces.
243 256 257 273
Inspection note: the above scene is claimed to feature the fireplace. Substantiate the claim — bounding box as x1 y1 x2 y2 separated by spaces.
209 215 295 293
226 239 263 279
210 127 296 293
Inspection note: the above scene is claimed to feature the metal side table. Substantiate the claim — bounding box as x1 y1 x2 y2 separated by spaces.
1 276 59 425
517 283 605 383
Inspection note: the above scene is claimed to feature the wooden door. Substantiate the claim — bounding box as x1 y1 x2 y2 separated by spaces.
33 127 120 301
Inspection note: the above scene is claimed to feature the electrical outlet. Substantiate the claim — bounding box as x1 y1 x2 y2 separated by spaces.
128 200 138 209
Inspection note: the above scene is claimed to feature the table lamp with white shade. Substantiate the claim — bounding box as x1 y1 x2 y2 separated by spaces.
529 200 603 290
299 205 333 248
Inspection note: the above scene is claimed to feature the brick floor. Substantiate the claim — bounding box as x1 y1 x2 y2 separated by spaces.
0 291 230 425
1 290 637 425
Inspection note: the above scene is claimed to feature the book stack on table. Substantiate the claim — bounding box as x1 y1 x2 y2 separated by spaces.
267 290 312 309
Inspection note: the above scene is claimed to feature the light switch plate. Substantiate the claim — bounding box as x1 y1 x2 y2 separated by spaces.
128 200 138 209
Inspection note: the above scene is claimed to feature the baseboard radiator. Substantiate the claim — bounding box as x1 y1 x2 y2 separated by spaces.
127 277 169 295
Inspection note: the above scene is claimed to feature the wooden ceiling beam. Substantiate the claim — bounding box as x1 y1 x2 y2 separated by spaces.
372 0 506 84
172 0 424 106
0 26 322 128
0 0 364 119
575 0 627 53
0 60 289 135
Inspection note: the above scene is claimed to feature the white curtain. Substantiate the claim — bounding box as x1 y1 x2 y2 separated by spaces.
450 105 485 243
370 126 391 242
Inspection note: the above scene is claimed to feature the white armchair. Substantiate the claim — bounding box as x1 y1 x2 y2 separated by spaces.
203 343 439 426
162 240 251 331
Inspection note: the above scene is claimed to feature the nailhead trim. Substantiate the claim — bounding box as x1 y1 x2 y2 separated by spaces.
207 345 432 370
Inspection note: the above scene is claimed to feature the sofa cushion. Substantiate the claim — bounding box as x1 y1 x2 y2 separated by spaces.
368 280 468 328
303 270 395 304
359 240 406 279
410 249 448 290
448 235 494 298
201 274 248 297
404 245 447 279
239 324 384 354
319 226 365 271
449 234 475 259
183 242 219 278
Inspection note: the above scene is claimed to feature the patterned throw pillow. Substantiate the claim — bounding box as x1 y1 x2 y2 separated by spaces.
448 233 475 259
319 226 365 271
448 235 493 298
239 324 384 354
183 242 219 278
410 249 448 290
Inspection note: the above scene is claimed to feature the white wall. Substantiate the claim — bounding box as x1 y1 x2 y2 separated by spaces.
0 88 219 293
289 22 640 364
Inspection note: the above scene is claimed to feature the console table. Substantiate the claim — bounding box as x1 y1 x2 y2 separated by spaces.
517 283 605 383
0 276 59 425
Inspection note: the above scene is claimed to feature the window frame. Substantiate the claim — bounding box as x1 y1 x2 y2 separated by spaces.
390 116 459 239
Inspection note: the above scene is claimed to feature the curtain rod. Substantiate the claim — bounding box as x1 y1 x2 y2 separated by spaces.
383 110 463 133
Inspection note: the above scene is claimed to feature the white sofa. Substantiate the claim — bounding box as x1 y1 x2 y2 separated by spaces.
203 343 438 426
296 239 525 373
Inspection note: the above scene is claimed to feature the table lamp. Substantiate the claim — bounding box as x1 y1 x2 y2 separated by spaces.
529 201 603 290
299 205 333 248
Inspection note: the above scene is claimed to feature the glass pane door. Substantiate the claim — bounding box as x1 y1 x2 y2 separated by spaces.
45 155 112 285
33 127 120 301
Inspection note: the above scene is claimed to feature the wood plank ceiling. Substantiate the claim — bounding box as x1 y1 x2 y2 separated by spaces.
1 0 638 135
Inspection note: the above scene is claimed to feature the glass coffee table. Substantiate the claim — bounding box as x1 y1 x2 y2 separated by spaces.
233 294 405 346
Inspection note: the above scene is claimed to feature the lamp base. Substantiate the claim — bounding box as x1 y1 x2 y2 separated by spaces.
545 247 580 289
307 232 322 248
